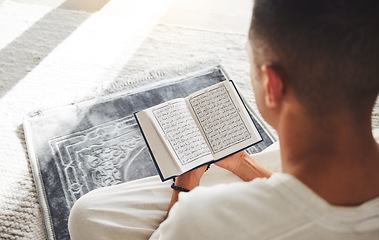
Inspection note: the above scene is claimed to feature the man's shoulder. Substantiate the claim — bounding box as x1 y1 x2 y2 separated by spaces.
160 171 379 239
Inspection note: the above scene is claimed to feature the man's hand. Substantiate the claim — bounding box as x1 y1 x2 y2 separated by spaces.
216 150 274 181
215 150 249 174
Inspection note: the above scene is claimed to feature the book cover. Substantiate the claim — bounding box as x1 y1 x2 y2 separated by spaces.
136 80 264 181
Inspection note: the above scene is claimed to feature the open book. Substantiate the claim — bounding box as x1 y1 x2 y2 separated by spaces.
135 80 262 181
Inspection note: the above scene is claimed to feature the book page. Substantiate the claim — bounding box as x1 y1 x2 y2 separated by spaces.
135 111 181 179
150 99 213 168
188 81 261 156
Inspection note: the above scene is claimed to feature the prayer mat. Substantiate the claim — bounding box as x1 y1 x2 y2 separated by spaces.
24 66 275 240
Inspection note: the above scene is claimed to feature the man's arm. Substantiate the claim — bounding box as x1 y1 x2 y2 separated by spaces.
166 165 207 215
215 150 274 181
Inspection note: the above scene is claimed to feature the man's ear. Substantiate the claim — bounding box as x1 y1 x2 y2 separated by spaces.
261 65 284 108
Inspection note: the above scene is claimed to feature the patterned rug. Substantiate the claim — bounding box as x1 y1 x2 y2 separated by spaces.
1 1 378 240
0 1 270 239
23 66 275 240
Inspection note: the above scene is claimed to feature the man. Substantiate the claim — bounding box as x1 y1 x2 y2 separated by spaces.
69 0 379 239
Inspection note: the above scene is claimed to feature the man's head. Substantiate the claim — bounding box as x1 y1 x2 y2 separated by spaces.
248 0 379 123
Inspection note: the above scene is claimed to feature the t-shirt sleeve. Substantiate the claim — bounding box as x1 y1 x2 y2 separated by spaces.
155 182 259 240
155 177 286 240
156 188 226 240
156 192 203 239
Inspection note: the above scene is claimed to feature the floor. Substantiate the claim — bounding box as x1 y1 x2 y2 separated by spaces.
0 1 255 239
0 0 253 34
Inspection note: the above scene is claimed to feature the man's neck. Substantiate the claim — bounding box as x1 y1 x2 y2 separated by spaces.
278 107 379 206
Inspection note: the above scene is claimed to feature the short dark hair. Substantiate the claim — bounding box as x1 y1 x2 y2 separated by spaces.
250 0 379 117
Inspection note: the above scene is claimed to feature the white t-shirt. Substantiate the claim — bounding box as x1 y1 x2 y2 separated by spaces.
155 173 379 239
